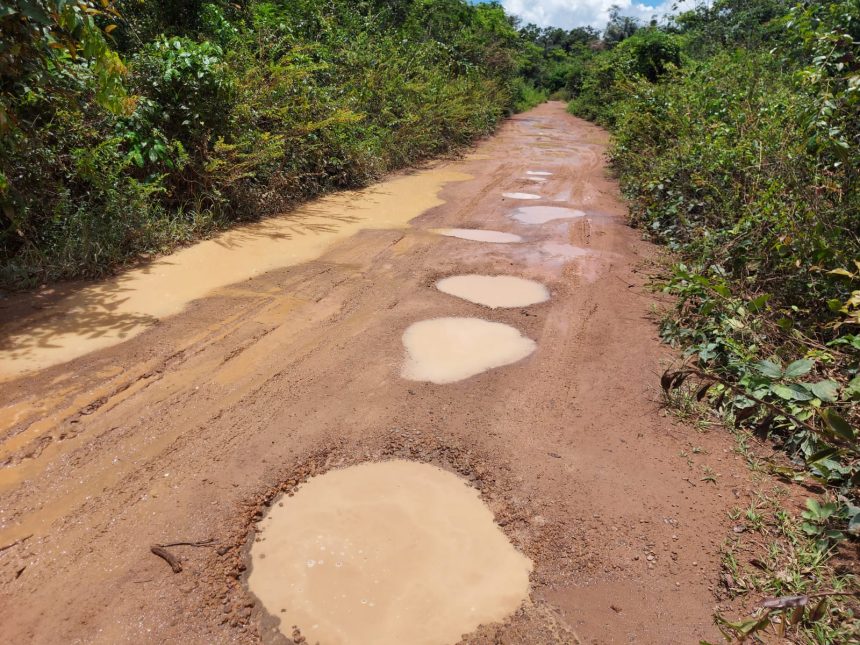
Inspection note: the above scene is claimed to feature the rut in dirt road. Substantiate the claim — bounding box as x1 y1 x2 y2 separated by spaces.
0 102 758 644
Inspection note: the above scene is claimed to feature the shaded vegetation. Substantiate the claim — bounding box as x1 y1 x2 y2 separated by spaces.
0 0 546 286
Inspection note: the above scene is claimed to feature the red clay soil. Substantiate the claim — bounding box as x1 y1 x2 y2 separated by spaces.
0 102 762 644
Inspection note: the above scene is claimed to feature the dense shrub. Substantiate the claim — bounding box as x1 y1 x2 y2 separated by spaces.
0 0 530 286
568 0 860 509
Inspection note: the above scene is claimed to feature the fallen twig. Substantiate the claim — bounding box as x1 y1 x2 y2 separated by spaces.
150 545 182 573
760 590 860 609
0 534 32 554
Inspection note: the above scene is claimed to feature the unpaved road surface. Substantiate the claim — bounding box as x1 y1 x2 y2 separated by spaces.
0 102 755 644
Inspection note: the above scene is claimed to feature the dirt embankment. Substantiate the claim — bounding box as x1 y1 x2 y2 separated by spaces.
1 102 760 644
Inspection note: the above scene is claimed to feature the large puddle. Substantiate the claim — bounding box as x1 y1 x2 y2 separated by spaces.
248 460 532 645
0 168 472 378
436 275 549 309
511 206 585 225
436 229 523 244
401 317 536 384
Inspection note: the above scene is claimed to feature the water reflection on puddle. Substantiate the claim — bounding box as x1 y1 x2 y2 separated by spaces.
502 192 541 200
436 275 549 309
511 206 585 225
526 171 552 176
436 229 523 244
541 242 590 260
401 317 536 384
248 460 532 645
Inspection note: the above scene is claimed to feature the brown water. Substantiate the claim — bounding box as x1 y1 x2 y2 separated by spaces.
0 168 472 378
436 275 549 309
502 192 541 200
247 460 532 645
436 229 523 244
524 177 547 183
511 206 585 225
401 317 536 384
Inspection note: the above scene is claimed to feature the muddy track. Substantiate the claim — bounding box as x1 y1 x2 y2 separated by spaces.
0 103 758 644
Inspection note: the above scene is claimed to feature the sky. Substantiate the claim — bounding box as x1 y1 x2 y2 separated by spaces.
489 1 699 30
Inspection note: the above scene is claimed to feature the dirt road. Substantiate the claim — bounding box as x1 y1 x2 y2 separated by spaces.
0 102 755 644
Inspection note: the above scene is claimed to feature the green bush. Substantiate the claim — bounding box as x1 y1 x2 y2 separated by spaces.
0 0 529 286
575 1 860 500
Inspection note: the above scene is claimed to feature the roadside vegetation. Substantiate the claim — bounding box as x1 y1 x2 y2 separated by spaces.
524 1 859 640
0 0 551 287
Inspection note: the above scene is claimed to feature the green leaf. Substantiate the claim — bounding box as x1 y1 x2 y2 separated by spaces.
844 375 860 401
821 409 856 441
748 293 770 312
848 512 860 535
18 0 51 25
806 446 840 464
756 359 783 379
783 359 813 378
807 380 839 402
801 521 820 535
713 284 731 297
771 383 812 401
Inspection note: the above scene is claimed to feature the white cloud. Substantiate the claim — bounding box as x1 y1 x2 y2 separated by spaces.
501 0 700 30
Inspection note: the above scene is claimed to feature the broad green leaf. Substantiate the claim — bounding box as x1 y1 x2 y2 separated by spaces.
783 358 813 378
807 380 839 402
821 409 856 441
18 0 51 25
748 293 770 312
845 375 860 401
771 384 795 400
771 383 811 401
756 359 783 379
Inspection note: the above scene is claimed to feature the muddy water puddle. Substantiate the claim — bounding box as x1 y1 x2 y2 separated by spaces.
0 168 472 378
401 317 536 384
502 192 541 200
436 275 548 309
511 206 585 225
526 171 552 176
436 229 523 244
248 460 532 645
541 242 590 260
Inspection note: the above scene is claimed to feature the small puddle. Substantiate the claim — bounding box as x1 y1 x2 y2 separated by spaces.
0 168 472 378
502 192 541 200
436 229 523 244
248 460 532 645
524 177 547 183
401 317 536 384
436 275 549 309
526 171 552 176
541 242 590 260
511 206 585 225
